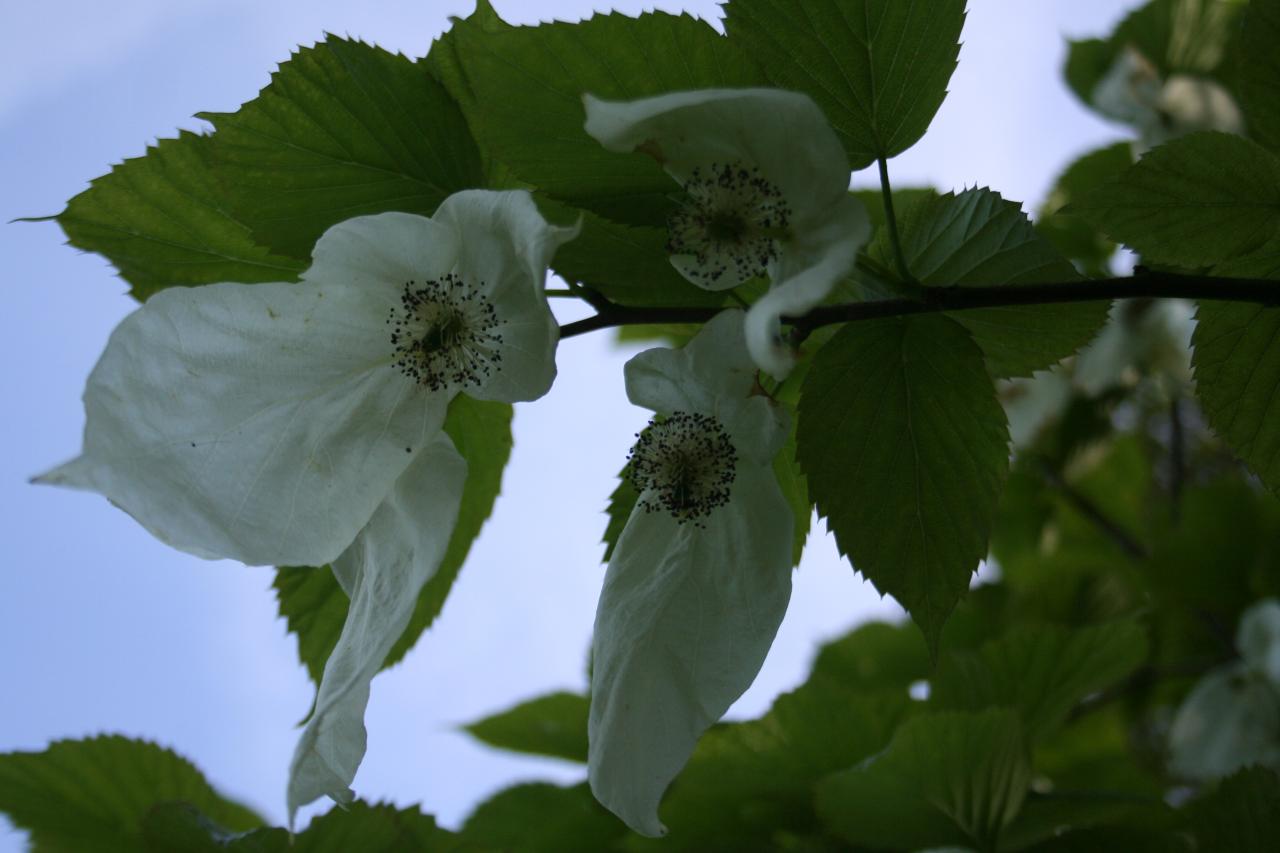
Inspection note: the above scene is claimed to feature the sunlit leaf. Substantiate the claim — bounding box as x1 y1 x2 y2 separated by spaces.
797 315 1010 654
201 36 483 259
724 0 965 169
51 132 304 300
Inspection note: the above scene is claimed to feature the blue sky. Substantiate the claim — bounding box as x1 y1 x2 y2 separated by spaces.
0 0 1126 847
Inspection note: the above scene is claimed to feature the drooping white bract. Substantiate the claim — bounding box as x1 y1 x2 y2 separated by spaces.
35 189 578 823
589 309 793 837
583 88 869 379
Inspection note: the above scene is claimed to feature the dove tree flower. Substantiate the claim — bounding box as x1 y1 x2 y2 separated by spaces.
1091 46 1244 153
34 189 579 822
583 88 870 379
1169 599 1280 780
589 309 793 837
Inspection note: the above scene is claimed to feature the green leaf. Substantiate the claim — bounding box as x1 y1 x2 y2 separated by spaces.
1145 478 1280 618
814 709 1032 851
461 783 623 852
1063 38 1116 112
1071 132 1280 268
275 396 513 686
142 801 463 853
0 736 264 853
874 188 1108 378
425 0 512 114
52 132 304 300
463 691 589 763
723 0 966 169
541 201 723 308
1004 797 1181 853
1184 766 1280 853
447 11 764 226
646 680 910 847
773 422 812 567
931 621 1149 741
808 620 932 692
1192 302 1280 497
141 803 287 853
600 465 636 564
797 315 1010 654
201 36 483 260
1242 0 1280 152
1027 824 1190 853
387 397 513 667
1037 143 1134 277
292 802 464 852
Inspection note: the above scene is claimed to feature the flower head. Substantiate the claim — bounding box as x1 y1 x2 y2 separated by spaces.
588 310 794 836
1091 47 1244 152
584 88 870 378
1169 599 1280 780
34 189 578 822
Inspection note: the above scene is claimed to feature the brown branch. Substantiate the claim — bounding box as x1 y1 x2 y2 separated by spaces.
557 270 1280 340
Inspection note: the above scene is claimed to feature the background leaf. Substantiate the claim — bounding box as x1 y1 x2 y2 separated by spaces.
1037 143 1134 277
446 11 764 227
797 315 1010 654
723 0 966 169
1071 132 1280 268
1185 766 1280 853
814 709 1032 851
874 188 1109 378
139 802 464 853
1241 0 1280 152
809 620 932 692
275 396 513 686
931 620 1149 740
201 36 483 260
642 680 910 849
463 691 589 763
461 783 623 852
52 132 304 300
0 736 264 853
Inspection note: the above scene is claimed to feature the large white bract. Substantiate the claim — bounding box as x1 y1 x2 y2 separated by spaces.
589 310 794 836
35 189 578 824
583 88 870 379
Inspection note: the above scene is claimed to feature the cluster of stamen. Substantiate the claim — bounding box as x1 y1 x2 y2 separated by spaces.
387 273 502 392
666 161 792 286
629 411 738 525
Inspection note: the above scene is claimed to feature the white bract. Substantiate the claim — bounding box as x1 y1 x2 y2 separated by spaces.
35 189 578 823
1169 598 1280 780
589 309 794 836
583 88 869 379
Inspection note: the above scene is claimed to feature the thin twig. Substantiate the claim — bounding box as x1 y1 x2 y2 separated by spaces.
1038 460 1149 560
557 270 1280 339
